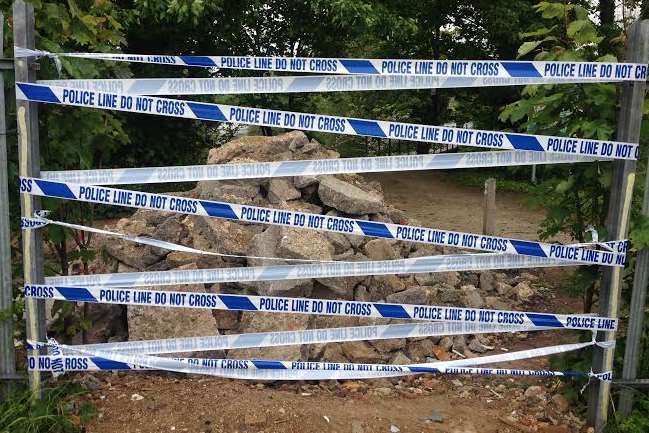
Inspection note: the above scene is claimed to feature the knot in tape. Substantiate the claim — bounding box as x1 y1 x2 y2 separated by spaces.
46 337 66 378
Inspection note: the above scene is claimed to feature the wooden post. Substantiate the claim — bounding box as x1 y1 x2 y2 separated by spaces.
0 12 19 396
13 0 46 397
618 167 649 414
587 19 649 431
482 178 496 236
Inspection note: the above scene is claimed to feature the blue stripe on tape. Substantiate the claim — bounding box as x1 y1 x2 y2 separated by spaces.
218 295 257 311
186 102 227 121
562 370 585 378
356 221 394 239
347 119 387 138
16 83 61 103
501 62 543 78
505 134 544 151
526 313 564 328
33 180 76 199
199 201 239 220
409 366 440 373
56 287 98 303
91 357 132 370
252 360 287 369
179 56 217 67
373 303 411 319
509 240 547 257
339 59 380 74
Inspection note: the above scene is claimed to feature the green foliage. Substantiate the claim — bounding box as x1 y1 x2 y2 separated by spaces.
500 2 624 246
0 382 95 433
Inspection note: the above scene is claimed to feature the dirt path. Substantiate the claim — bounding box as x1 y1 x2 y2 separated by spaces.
82 172 584 433
364 171 569 243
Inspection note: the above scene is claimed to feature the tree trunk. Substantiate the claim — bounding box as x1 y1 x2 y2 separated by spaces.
599 0 615 27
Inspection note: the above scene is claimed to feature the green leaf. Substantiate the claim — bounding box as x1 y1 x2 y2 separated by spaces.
517 40 543 58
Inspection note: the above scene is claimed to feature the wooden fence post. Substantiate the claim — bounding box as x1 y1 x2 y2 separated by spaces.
482 178 496 236
13 0 46 397
587 19 649 431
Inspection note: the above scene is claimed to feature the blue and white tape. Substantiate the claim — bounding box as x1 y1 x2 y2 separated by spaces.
44 322 548 356
16 47 647 82
22 214 624 266
16 83 639 160
40 151 599 186
29 344 613 381
20 177 627 266
24 285 617 331
39 75 627 96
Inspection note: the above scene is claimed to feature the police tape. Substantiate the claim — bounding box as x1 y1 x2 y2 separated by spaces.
33 326 613 358
39 75 627 95
20 177 627 266
23 285 617 331
15 83 639 160
19 214 347 264
40 151 599 186
39 255 576 288
20 213 624 265
43 322 548 355
28 340 613 381
16 47 647 82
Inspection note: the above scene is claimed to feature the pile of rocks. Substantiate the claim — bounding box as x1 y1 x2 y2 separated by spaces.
95 131 544 363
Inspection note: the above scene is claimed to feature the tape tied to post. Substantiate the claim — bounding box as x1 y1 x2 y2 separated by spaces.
16 47 647 82
15 83 639 161
23 284 618 332
20 177 628 267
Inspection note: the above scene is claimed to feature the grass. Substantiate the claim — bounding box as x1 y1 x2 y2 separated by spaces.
0 381 96 433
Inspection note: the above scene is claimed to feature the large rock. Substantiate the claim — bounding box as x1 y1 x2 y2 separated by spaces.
207 131 309 164
228 312 309 360
363 239 399 261
278 227 334 260
268 178 301 203
246 226 313 296
341 341 383 363
127 263 218 356
386 286 435 305
191 216 257 258
318 176 384 214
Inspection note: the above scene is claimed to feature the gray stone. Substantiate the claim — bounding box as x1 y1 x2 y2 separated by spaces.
191 216 256 258
468 338 490 353
524 385 547 402
495 281 513 296
278 227 334 260
229 313 309 360
196 179 261 204
341 341 383 363
479 271 496 292
318 176 384 214
206 131 307 164
369 338 406 353
127 263 218 357
386 287 433 305
414 272 460 287
363 238 399 261
325 231 352 254
268 178 301 203
438 336 453 351
366 275 405 301
460 285 485 308
293 175 319 189
406 339 435 362
390 351 412 365
452 335 466 353
513 281 534 301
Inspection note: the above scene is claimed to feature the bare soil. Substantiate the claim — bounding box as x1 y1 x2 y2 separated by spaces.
80 171 585 433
